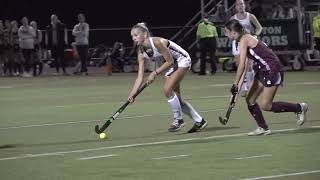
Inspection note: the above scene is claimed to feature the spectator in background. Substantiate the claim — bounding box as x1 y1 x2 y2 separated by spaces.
3 19 13 76
0 20 4 75
11 20 22 76
313 7 320 52
213 4 227 23
46 14 68 75
18 16 35 77
30 21 43 76
110 41 125 72
196 14 218 75
271 4 285 19
72 13 89 75
286 5 296 19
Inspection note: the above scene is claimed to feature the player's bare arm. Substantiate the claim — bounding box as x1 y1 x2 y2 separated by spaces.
128 51 145 102
250 14 262 35
234 36 249 86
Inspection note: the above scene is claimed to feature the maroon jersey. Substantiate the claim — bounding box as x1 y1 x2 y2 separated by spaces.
247 41 283 72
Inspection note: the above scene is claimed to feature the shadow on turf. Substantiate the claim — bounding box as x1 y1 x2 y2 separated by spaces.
176 126 240 135
0 144 18 149
0 139 100 149
274 127 320 135
271 119 320 125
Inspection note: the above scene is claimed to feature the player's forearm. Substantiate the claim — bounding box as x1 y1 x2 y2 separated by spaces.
234 63 245 85
255 26 262 36
130 77 144 95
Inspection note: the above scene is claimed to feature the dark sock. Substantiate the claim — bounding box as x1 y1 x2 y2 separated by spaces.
248 103 269 130
271 102 301 113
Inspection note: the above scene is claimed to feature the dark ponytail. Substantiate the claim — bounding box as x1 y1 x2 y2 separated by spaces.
225 19 246 41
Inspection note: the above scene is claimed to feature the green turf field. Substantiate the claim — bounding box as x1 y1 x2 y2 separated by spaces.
0 71 319 180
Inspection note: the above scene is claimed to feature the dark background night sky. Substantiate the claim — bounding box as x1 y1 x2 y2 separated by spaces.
1 0 201 28
0 0 210 46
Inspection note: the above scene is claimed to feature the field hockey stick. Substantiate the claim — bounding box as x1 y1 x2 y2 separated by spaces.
94 83 148 134
219 59 248 125
219 93 237 125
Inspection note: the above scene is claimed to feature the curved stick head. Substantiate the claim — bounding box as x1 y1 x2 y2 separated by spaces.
95 125 102 134
219 116 227 125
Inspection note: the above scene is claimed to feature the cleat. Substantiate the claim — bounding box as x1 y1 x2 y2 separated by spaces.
296 103 308 126
187 119 208 133
248 127 272 136
168 119 185 132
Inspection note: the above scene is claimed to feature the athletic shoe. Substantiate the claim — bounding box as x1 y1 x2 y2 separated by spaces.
187 119 208 133
296 102 308 126
21 72 33 78
248 127 272 136
168 119 185 132
81 72 88 76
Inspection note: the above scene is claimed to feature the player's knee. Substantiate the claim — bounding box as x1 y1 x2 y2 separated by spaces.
260 102 272 111
163 87 173 98
245 96 254 105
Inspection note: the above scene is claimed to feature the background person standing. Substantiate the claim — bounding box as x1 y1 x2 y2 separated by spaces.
72 13 89 75
313 7 320 52
18 16 35 77
46 14 68 75
196 14 218 75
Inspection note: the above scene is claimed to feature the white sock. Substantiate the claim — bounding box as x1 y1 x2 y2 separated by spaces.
241 78 248 92
168 93 182 120
246 71 254 87
181 100 203 122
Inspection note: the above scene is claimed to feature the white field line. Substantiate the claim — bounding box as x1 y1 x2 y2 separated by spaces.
78 154 118 160
241 170 320 180
208 84 230 87
0 153 64 161
292 82 320 85
207 81 320 87
234 154 272 160
0 126 319 161
0 108 225 130
0 86 13 89
54 102 106 108
151 154 191 160
48 81 318 109
52 95 230 108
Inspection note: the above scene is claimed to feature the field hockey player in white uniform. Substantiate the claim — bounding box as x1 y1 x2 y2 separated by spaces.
128 22 208 133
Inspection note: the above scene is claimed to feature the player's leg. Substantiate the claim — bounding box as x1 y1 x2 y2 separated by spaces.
175 85 207 133
245 60 254 94
262 89 307 126
165 67 188 132
260 72 308 125
246 79 271 136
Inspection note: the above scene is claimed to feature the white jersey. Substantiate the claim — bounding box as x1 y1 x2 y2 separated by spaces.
143 37 191 76
232 13 256 56
234 12 254 34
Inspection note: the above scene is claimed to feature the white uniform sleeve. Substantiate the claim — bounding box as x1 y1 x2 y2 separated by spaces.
232 40 240 56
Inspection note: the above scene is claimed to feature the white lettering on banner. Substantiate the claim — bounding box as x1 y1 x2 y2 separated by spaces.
216 25 289 48
262 26 282 35
260 35 288 46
